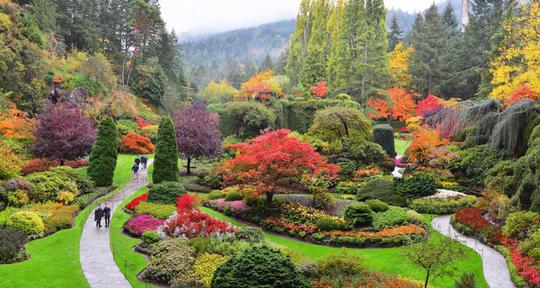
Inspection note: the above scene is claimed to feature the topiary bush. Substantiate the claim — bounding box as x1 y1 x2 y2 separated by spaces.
0 227 28 264
148 181 186 204
6 211 45 235
153 117 179 184
211 245 309 288
357 178 403 205
344 203 373 228
225 191 243 201
316 216 343 231
373 124 396 157
208 190 226 200
87 117 118 187
364 199 390 212
394 172 437 200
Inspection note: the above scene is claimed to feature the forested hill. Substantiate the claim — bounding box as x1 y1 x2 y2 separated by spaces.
387 0 462 32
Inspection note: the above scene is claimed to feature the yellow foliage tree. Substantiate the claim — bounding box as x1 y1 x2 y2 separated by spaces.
388 43 414 88
200 80 238 103
490 2 540 100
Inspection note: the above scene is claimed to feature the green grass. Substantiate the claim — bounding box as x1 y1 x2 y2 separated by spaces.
395 139 411 156
0 154 139 288
200 208 489 288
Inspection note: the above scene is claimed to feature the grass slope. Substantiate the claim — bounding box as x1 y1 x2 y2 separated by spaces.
395 139 411 156
0 155 139 288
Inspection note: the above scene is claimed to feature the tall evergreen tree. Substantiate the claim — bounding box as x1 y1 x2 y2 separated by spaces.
286 0 312 86
260 54 274 71
387 15 402 51
87 117 118 187
152 116 179 184
300 0 330 87
326 0 350 90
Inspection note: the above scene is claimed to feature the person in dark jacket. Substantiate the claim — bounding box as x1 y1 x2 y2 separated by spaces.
132 163 140 180
140 155 148 169
134 156 141 168
95 205 103 227
103 204 111 228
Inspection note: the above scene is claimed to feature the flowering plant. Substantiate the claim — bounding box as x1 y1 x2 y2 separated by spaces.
455 208 502 244
503 238 540 286
176 194 200 212
126 193 148 210
325 224 426 238
206 198 250 214
161 209 236 238
262 217 318 235
124 214 164 236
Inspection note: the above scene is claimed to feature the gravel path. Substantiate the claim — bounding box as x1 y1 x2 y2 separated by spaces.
431 215 515 288
80 160 153 288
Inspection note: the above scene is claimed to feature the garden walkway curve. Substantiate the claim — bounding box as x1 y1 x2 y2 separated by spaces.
432 215 515 288
80 159 153 288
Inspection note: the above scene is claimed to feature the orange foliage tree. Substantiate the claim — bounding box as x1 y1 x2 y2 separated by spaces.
310 81 329 98
407 125 448 164
119 132 155 154
0 103 35 140
367 88 416 121
504 85 540 107
236 70 277 101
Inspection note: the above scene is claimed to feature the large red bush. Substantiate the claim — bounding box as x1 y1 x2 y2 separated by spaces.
21 158 89 175
119 132 155 154
504 85 540 107
219 129 339 203
162 209 236 238
455 208 502 244
126 193 148 210
417 94 444 117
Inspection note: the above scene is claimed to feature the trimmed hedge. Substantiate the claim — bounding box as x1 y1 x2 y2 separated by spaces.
148 181 186 204
373 124 396 157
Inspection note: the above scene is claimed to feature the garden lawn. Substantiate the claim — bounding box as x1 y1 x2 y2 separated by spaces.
395 139 411 156
200 208 489 288
0 155 139 288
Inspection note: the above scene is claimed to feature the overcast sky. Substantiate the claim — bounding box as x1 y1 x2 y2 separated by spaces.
161 0 441 35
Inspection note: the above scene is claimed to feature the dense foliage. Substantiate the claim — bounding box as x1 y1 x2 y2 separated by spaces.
148 181 186 204
87 117 118 187
152 117 179 184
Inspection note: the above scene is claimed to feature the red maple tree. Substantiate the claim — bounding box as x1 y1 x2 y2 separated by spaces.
416 94 444 117
219 129 339 203
311 81 329 98
368 88 416 121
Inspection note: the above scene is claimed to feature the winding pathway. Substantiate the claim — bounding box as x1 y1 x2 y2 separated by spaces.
431 215 515 288
80 159 153 288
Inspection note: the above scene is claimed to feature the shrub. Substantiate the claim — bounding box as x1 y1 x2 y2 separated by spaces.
373 124 396 157
344 203 373 227
144 239 196 284
219 101 277 138
316 216 343 231
20 158 89 175
312 190 336 212
5 190 30 207
141 125 158 142
6 211 45 235
364 199 390 212
161 209 236 238
148 181 186 204
372 207 414 230
234 227 265 243
126 193 148 210
116 119 140 135
410 196 477 214
0 143 22 180
503 211 540 240
153 117 179 184
394 172 437 200
124 214 165 236
344 139 387 166
119 132 155 154
193 253 228 288
43 205 79 232
50 166 95 195
357 178 402 205
88 117 118 187
0 228 27 264
450 145 507 188
25 171 79 203
198 169 222 189
134 202 176 220
142 230 161 245
316 251 363 277
454 272 478 288
207 190 225 200
225 191 243 201
211 246 309 288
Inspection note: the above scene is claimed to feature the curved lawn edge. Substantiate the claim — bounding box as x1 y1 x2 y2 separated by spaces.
0 155 139 288
200 207 489 288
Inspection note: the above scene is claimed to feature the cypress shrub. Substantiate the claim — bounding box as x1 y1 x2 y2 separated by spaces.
87 117 118 187
152 117 179 184
344 203 373 227
211 246 309 288
373 124 396 157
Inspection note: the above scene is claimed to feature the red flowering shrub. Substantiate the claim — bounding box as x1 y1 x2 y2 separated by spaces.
262 217 319 235
126 193 148 210
176 194 199 212
455 208 502 244
311 81 329 98
417 94 444 117
161 209 236 238
124 214 164 236
503 238 540 286
21 158 89 175
119 132 155 154
135 117 152 128
505 86 540 107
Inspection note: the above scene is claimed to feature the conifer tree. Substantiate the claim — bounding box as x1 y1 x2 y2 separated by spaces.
300 0 330 87
260 54 274 71
87 117 118 187
326 0 350 90
387 15 402 52
286 0 312 86
152 116 179 184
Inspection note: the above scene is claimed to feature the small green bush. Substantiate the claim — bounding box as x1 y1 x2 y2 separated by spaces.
145 239 196 284
225 191 243 201
372 207 412 230
6 211 45 235
344 203 373 227
364 199 389 212
503 211 540 240
50 166 95 195
25 170 79 203
135 202 176 219
316 216 343 231
142 231 161 245
148 181 186 204
208 190 225 200
357 178 402 205
394 172 437 200
410 196 477 214
373 124 396 157
454 272 478 288
316 251 363 276
211 246 309 288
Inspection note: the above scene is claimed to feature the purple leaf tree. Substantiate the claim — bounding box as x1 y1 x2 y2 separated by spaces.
32 102 96 163
173 102 222 175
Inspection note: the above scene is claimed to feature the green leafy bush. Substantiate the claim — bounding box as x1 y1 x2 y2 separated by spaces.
144 239 196 284
344 203 373 227
502 211 540 240
134 202 176 219
233 227 265 244
0 228 28 264
148 181 186 204
87 117 118 187
225 191 243 201
364 199 389 212
519 231 540 262
357 178 403 205
25 170 79 203
208 190 225 200
315 251 363 276
197 169 222 189
453 272 478 288
193 253 228 288
344 139 386 166
312 190 336 211
6 211 44 235
373 124 396 157
211 245 309 288
142 231 161 245
410 196 477 214
372 207 414 230
219 102 276 138
50 166 95 195
394 172 437 200
116 119 140 136
316 216 344 231
450 144 507 188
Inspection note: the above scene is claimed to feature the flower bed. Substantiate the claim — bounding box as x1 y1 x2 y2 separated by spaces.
410 196 476 214
21 158 89 175
123 214 164 237
206 198 250 214
160 209 236 239
453 208 502 245
503 238 540 287
126 193 148 211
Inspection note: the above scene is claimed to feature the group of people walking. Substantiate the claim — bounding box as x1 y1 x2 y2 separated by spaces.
94 204 111 228
132 155 148 180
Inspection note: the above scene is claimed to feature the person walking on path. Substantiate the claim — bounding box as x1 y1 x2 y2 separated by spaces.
94 205 103 228
132 163 140 180
140 155 148 169
134 156 141 168
103 204 111 228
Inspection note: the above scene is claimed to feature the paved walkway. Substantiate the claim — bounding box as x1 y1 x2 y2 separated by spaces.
80 160 153 288
432 215 515 288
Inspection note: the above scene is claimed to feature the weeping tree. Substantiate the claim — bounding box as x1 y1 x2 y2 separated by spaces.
87 117 118 187
152 117 179 184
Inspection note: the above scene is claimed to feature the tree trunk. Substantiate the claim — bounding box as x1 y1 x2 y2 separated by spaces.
266 192 274 204
424 271 430 288
186 158 192 175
